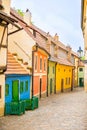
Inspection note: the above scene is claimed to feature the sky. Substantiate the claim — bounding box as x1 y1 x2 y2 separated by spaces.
11 0 84 52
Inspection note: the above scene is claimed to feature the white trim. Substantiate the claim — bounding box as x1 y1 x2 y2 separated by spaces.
34 73 47 76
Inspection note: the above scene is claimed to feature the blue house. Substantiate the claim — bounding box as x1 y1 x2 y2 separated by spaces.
5 52 31 103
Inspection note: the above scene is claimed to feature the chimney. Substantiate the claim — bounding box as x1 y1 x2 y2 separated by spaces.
23 9 31 25
66 45 72 61
2 0 11 15
54 33 59 42
46 32 51 53
54 45 59 58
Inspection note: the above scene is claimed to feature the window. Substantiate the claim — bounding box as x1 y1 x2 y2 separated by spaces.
0 85 1 98
66 78 70 85
25 81 28 92
53 67 55 74
44 59 46 71
5 84 9 96
20 81 24 93
35 55 38 71
79 68 83 71
40 57 42 71
66 78 67 85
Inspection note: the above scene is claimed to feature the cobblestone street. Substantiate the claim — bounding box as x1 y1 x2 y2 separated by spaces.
0 87 87 130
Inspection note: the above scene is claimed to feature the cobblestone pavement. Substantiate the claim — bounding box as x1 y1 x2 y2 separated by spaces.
0 87 87 130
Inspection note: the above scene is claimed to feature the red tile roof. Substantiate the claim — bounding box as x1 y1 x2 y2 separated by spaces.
5 52 30 74
78 60 84 67
50 56 74 66
10 8 78 67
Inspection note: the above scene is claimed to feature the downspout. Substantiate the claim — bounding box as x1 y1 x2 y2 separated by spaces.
47 55 51 97
55 62 57 94
32 45 38 98
71 66 75 91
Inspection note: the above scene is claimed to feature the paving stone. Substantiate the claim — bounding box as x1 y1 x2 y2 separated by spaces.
0 87 87 130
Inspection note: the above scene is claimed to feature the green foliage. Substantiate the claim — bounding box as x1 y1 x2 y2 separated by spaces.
17 9 24 17
81 56 85 61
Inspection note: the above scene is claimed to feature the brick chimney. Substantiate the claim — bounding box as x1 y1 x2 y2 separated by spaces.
23 9 31 25
54 33 59 42
46 32 51 53
2 0 11 15
54 45 59 58
66 45 72 61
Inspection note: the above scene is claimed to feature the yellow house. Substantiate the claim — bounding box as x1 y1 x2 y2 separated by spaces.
56 57 74 92
74 55 80 87
81 0 87 91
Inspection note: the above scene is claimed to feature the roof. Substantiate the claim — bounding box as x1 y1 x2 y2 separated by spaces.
10 8 49 55
5 52 30 75
10 8 79 57
10 8 79 66
78 60 84 67
0 10 17 24
50 56 74 67
31 23 79 58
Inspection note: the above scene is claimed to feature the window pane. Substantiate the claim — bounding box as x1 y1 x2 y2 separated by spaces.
79 68 83 71
44 59 46 71
53 67 54 73
5 84 9 96
35 55 37 70
25 81 28 92
40 58 42 70
20 81 24 93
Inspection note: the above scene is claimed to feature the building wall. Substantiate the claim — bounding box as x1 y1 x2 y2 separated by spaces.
56 64 73 92
5 74 31 103
0 74 5 116
81 0 87 91
78 67 84 86
48 61 56 95
33 50 48 98
8 27 35 67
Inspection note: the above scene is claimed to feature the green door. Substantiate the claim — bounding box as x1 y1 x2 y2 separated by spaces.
79 78 84 87
12 80 19 101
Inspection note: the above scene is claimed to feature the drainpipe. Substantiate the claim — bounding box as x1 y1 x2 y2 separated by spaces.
71 67 75 91
47 55 50 97
55 62 57 94
32 45 38 98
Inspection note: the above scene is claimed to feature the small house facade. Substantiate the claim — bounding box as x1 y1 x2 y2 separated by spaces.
78 61 84 87
56 58 74 93
5 52 31 103
47 59 56 96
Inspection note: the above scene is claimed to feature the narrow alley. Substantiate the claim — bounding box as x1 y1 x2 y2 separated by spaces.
0 87 87 130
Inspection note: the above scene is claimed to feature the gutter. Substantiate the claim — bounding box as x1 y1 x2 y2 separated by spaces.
47 55 51 97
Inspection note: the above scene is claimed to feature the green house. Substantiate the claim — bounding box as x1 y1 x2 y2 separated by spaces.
78 61 84 87
47 57 57 96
